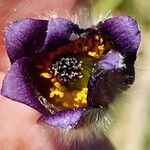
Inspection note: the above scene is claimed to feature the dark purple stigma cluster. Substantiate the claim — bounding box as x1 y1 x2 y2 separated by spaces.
52 57 83 82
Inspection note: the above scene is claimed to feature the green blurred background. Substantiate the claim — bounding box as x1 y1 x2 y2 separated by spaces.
87 0 150 150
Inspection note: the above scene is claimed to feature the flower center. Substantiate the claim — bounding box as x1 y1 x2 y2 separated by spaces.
37 31 110 112
52 57 83 83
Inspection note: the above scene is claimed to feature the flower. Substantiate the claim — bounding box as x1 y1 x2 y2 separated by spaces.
1 16 141 129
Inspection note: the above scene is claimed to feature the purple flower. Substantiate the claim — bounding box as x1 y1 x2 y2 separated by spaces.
1 16 141 129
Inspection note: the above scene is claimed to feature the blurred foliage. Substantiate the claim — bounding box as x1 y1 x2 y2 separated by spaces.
89 0 150 29
116 0 150 29
89 0 123 21
143 98 150 150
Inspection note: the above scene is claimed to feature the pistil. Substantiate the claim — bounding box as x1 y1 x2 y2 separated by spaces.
52 57 83 83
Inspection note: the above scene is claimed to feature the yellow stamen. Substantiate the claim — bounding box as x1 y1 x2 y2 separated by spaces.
108 50 113 53
73 103 80 107
97 45 105 56
54 82 61 88
74 88 88 104
88 51 99 59
50 88 64 98
95 35 99 40
63 102 69 107
83 46 88 51
51 78 56 82
40 73 52 79
98 45 104 50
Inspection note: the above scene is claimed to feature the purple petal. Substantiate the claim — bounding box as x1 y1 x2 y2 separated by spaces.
39 108 86 128
87 51 135 108
97 51 121 70
44 18 80 51
1 57 49 115
97 16 141 55
5 18 48 63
